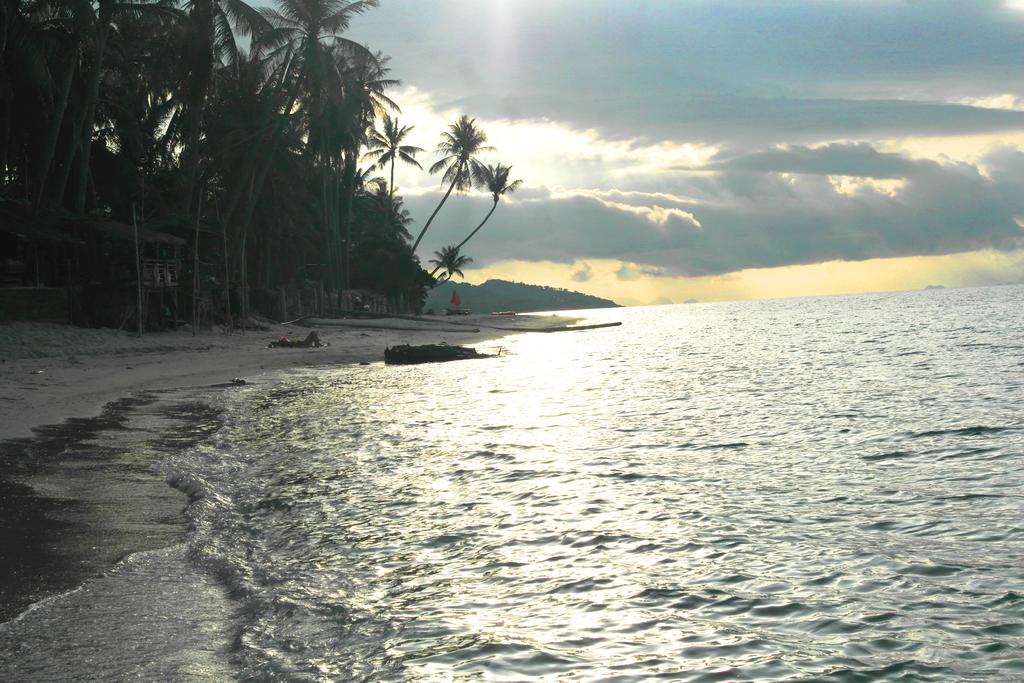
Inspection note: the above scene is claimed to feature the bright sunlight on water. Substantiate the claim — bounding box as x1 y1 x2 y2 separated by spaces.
3 285 1022 681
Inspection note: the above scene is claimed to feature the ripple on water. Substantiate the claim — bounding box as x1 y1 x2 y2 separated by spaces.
152 287 1024 680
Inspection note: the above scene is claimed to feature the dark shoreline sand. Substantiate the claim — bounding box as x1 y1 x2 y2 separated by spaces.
0 392 223 622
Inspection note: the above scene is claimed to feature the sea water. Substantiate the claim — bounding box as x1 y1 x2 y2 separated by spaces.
1 285 1023 681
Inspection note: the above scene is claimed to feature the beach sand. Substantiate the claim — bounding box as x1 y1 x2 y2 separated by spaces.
0 314 572 623
0 314 573 441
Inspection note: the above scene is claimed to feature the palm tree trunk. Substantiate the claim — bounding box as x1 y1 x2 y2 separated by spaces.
73 1 114 214
321 161 332 287
411 162 463 252
221 201 232 333
35 46 78 211
454 199 497 252
0 2 10 181
192 190 202 335
219 56 299 235
239 227 248 333
341 147 357 291
332 160 342 290
181 7 214 219
427 200 498 278
389 156 395 199
182 106 204 217
0 85 10 186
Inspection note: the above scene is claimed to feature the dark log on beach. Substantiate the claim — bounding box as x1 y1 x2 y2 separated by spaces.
384 344 493 365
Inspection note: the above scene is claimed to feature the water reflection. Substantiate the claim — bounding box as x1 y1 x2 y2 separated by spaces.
188 287 1023 680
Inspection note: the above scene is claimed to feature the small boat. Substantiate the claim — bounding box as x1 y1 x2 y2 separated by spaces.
384 343 492 365
491 311 516 316
445 289 470 315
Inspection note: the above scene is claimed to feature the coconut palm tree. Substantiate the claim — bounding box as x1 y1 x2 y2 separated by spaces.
70 0 174 213
363 113 422 198
427 163 521 278
410 115 492 253
28 0 91 211
177 0 270 217
336 47 397 289
453 163 522 251
219 0 378 289
358 179 413 240
429 244 472 282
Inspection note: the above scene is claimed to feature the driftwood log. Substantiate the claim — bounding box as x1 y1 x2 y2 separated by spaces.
384 344 493 365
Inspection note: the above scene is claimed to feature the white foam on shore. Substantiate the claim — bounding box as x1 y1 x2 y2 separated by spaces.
0 545 237 681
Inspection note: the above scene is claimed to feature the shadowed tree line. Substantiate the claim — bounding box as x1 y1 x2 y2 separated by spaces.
0 0 521 324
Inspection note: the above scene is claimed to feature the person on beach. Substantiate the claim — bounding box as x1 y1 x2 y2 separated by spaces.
269 331 324 348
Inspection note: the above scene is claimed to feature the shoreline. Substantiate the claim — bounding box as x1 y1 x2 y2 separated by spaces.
0 314 574 625
0 393 224 624
0 314 574 441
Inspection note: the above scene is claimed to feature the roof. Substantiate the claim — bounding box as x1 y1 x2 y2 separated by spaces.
0 205 85 245
78 219 187 246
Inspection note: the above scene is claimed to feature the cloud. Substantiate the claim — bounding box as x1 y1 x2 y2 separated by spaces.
571 262 593 282
699 143 924 179
958 94 1024 111
616 263 644 281
350 0 1024 144
381 87 721 194
408 144 1024 277
336 0 1024 296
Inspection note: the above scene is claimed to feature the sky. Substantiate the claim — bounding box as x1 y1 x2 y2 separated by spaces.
335 0 1024 305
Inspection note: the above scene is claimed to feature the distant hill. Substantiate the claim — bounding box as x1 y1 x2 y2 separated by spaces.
425 279 620 314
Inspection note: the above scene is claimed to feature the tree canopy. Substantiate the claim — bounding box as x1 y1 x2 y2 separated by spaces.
0 0 521 323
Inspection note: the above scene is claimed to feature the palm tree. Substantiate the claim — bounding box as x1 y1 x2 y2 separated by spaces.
218 0 378 289
429 245 472 282
29 0 90 211
410 115 492 253
363 113 422 198
338 47 397 290
452 163 522 250
359 179 413 240
177 0 270 217
70 0 172 213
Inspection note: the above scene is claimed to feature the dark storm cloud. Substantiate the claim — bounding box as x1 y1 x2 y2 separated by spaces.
406 145 1024 276
347 0 1024 143
698 143 936 178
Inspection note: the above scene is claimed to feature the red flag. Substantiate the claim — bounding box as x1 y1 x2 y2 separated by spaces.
451 290 461 306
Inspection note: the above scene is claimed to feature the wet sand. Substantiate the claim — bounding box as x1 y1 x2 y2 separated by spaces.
0 395 220 622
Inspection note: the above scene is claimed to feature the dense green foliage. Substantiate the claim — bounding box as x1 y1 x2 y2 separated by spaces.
0 0 520 320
